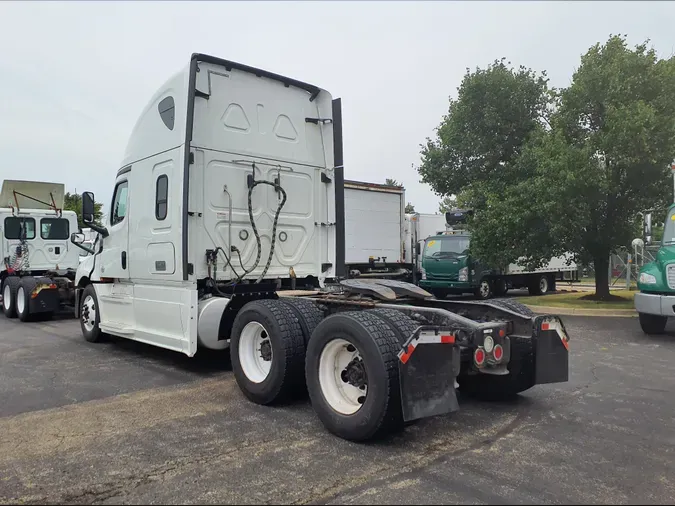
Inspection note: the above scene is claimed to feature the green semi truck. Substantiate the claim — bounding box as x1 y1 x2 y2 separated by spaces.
635 206 675 334
418 210 579 300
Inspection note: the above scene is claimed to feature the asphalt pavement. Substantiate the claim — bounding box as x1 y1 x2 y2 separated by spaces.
1 312 674 504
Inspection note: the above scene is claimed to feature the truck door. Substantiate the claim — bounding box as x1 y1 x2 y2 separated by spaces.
99 176 130 280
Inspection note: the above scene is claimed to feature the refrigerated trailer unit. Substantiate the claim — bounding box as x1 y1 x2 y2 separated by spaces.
72 53 570 442
0 180 81 321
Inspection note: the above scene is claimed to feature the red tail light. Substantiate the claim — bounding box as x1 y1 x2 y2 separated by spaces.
493 344 504 362
474 348 486 366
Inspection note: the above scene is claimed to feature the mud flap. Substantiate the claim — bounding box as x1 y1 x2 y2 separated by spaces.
29 288 60 314
534 316 570 385
397 329 461 422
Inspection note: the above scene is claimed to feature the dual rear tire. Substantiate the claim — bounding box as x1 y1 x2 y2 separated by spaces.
229 299 413 441
2 276 54 322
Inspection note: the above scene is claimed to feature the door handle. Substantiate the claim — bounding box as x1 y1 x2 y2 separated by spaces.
121 251 127 269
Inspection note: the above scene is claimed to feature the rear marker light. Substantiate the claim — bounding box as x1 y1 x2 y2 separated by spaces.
493 344 504 362
499 329 505 338
474 348 486 366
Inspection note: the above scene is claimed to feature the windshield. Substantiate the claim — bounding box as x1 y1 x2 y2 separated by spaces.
423 236 470 259
664 210 675 245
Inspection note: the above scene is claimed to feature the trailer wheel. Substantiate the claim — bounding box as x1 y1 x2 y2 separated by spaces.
2 276 20 318
16 277 37 322
278 298 324 345
474 278 493 300
493 278 508 297
638 313 667 335
80 284 104 343
305 311 403 441
230 299 305 405
528 274 549 296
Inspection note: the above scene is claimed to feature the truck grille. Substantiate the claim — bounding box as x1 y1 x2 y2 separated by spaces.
428 272 458 281
668 264 675 289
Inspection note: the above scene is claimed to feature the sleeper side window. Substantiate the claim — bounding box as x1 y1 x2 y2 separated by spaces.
111 181 129 226
155 175 168 220
4 217 35 240
40 218 70 240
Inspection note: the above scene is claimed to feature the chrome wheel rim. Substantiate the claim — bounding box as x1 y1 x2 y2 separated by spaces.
82 294 97 332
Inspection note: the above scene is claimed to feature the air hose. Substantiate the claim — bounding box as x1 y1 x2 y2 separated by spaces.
210 170 287 287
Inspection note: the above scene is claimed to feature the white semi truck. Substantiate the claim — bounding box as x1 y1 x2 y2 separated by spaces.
71 53 570 442
0 180 81 321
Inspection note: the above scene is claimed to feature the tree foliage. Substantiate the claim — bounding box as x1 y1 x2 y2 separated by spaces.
438 196 456 214
63 192 103 229
418 58 551 202
385 178 401 187
417 35 675 298
405 202 416 213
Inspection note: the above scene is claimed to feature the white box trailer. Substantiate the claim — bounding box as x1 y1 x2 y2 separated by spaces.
71 53 570 442
404 212 449 269
0 180 82 321
344 180 407 277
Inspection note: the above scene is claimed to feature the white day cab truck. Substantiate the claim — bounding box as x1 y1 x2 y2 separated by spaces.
0 180 82 321
71 53 570 442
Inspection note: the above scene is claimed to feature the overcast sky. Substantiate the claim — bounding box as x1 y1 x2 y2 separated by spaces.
1 1 674 217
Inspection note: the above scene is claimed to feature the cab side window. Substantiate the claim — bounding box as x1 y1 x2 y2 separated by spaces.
155 175 168 220
111 181 129 226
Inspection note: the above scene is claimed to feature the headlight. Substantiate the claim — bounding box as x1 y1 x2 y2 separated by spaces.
639 272 657 285
420 266 427 280
459 266 468 282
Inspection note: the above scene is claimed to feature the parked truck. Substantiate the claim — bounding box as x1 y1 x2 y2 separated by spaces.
344 185 449 283
419 209 579 300
0 180 81 321
404 212 450 282
635 205 675 334
71 53 570 442
344 180 408 279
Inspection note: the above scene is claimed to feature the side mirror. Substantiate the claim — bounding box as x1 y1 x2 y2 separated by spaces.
70 232 85 245
82 192 95 224
415 242 421 256
70 231 95 254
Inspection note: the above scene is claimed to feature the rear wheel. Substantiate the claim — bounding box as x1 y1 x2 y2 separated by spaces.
528 274 549 296
493 278 508 297
638 312 667 335
278 298 324 345
305 311 403 442
2 276 20 318
16 277 37 322
230 299 306 405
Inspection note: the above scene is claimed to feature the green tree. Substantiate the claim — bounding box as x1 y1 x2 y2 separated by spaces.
417 58 551 204
405 202 416 213
63 192 103 229
438 195 456 214
385 178 402 187
545 35 675 297
462 36 675 298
